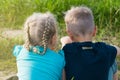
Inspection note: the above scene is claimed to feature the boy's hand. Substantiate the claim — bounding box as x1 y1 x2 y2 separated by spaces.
60 36 72 48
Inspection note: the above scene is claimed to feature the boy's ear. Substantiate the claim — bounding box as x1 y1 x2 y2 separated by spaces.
92 26 97 37
66 28 74 41
66 28 72 36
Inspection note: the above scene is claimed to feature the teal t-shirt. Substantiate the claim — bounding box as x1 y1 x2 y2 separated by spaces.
13 45 65 80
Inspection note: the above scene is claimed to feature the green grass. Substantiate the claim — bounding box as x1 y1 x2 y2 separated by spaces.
0 0 120 76
0 0 120 30
0 34 23 73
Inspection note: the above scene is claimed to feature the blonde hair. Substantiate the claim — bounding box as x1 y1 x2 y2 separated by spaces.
24 12 57 55
65 6 94 36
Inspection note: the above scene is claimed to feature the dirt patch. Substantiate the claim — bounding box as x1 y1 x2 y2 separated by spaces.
0 71 17 80
1 30 23 38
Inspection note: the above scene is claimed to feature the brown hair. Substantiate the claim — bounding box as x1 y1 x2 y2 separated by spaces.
23 12 57 55
65 6 94 36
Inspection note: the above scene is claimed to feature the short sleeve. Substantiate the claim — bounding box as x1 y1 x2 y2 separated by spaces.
106 44 117 66
112 60 118 74
13 45 22 57
62 43 72 54
58 50 64 56
58 50 66 66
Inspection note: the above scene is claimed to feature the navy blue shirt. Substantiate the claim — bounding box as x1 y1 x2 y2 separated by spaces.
63 42 117 80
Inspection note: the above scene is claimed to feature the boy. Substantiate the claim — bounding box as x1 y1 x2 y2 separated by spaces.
61 6 120 80
61 36 118 80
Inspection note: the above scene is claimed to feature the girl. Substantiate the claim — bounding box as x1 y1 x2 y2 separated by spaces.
13 12 65 80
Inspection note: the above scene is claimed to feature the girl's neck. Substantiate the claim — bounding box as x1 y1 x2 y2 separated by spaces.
48 44 56 50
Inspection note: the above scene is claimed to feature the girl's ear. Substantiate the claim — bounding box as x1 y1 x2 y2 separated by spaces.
50 34 57 50
92 26 97 37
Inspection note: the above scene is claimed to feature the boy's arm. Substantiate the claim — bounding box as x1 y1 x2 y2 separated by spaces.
60 36 72 48
113 60 118 80
114 46 120 56
62 69 66 80
113 72 118 80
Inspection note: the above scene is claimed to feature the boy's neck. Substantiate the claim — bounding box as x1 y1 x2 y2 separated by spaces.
72 35 93 42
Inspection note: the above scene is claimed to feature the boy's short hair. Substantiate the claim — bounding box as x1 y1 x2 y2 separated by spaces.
65 6 95 36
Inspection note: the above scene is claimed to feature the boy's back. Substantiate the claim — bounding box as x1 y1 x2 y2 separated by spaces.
63 42 117 80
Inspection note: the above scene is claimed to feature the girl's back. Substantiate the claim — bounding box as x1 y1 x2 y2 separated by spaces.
13 46 65 80
13 12 65 80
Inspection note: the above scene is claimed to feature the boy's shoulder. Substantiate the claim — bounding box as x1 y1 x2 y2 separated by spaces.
63 41 115 47
62 42 117 54
63 42 107 49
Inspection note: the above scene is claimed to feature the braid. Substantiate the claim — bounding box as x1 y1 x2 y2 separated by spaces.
41 28 47 55
40 17 50 55
31 17 50 55
24 23 31 51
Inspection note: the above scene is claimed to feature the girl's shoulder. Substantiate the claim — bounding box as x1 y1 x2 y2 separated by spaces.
13 45 24 57
57 50 64 57
47 48 64 57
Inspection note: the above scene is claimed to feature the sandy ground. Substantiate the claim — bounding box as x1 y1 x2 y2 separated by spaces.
0 71 17 80
1 29 23 38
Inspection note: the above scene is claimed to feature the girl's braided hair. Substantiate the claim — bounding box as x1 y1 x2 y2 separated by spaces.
24 12 57 55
